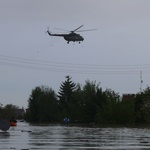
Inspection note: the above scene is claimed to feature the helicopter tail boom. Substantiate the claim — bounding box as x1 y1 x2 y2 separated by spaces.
47 30 52 36
47 27 67 37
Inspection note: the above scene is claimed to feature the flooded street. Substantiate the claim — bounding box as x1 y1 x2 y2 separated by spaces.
1 122 150 149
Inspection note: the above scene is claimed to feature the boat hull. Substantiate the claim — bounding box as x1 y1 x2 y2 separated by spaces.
10 122 17 126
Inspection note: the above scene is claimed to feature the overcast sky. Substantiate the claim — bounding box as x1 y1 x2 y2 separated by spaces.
1 0 150 108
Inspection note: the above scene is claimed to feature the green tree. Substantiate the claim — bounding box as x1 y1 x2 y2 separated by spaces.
58 76 76 121
81 80 99 123
27 86 42 122
135 87 150 123
114 100 135 124
38 86 60 122
95 89 120 124
26 85 59 123
1 104 19 120
71 83 84 123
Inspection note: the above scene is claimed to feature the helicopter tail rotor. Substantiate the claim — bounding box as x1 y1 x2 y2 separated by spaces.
46 26 49 33
46 26 52 35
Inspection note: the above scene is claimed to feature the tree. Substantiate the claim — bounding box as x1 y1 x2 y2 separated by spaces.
135 87 150 123
70 83 84 123
95 89 120 124
81 80 98 123
58 76 76 102
58 76 76 120
26 85 59 122
1 104 19 120
115 100 135 124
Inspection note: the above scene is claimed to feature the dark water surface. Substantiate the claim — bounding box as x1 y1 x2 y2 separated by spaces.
0 122 150 149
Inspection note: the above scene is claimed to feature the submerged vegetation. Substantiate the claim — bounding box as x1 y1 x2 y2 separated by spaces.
24 76 150 125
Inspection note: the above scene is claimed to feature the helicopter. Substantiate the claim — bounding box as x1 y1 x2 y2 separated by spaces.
46 25 96 44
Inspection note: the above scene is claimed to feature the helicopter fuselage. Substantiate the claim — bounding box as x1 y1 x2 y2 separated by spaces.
47 31 84 43
64 33 84 43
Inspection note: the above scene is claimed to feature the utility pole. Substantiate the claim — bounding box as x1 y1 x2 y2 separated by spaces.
140 70 143 93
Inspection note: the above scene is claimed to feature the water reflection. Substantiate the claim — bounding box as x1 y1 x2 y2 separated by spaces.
0 122 150 149
0 131 10 138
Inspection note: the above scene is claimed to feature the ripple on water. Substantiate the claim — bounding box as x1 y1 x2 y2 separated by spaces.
1 123 150 149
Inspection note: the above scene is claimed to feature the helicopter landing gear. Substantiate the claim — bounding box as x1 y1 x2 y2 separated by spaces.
79 42 80 44
67 41 69 44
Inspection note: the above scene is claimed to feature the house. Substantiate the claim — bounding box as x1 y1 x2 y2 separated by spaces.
14 108 25 118
122 94 135 101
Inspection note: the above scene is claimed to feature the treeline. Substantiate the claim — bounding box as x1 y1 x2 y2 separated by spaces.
0 104 21 120
25 76 150 125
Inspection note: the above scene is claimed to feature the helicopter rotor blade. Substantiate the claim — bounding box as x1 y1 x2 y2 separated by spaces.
54 25 84 33
48 25 96 34
76 29 97 32
54 28 70 32
73 25 84 32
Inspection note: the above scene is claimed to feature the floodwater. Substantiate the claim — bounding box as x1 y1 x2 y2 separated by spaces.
1 122 150 149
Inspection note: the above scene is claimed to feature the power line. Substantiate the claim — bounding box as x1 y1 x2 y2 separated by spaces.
0 54 150 75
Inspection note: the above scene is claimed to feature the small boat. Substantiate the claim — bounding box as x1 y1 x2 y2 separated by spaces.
10 117 17 126
10 121 17 126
